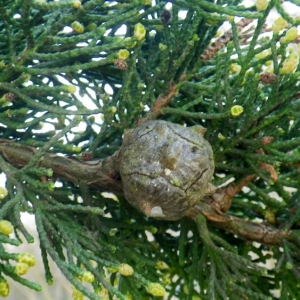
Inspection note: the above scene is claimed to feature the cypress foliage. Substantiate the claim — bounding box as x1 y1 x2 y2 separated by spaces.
0 0 300 299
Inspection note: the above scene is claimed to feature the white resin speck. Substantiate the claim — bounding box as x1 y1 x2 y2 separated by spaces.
150 206 166 217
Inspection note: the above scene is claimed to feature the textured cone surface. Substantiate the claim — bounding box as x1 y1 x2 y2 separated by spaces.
120 120 214 220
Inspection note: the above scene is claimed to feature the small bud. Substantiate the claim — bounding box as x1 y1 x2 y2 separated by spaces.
192 34 200 41
0 187 8 200
97 27 106 37
108 106 117 114
162 274 172 285
146 283 166 297
66 85 77 94
272 17 287 34
159 43 167 51
46 278 53 286
280 53 299 74
156 261 168 270
150 226 157 234
48 183 56 191
73 0 81 8
256 0 268 11
217 133 226 140
117 49 130 60
134 23 146 40
82 271 95 283
72 286 84 300
118 263 134 276
265 210 276 224
18 253 36 267
0 280 9 297
137 83 145 90
87 23 97 31
71 21 84 34
277 127 285 135
255 49 271 60
15 262 30 276
231 105 244 117
285 27 299 42
0 220 13 235
229 63 241 74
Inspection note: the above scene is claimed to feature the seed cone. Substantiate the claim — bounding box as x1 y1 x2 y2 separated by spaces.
119 120 214 221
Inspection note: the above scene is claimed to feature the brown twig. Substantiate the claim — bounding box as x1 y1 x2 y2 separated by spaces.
0 139 123 194
257 147 278 182
211 175 257 213
187 174 293 246
140 83 178 123
188 194 291 246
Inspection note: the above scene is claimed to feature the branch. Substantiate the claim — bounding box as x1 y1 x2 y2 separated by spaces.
188 198 291 246
0 139 296 247
0 140 123 194
139 81 179 123
188 176 293 246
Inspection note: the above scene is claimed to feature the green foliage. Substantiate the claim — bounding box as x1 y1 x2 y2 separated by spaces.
0 0 300 299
